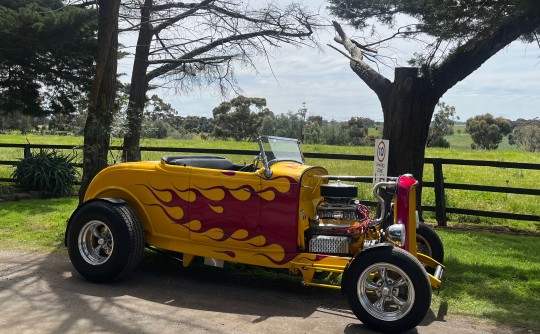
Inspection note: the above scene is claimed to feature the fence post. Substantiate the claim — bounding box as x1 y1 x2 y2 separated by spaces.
24 144 31 159
433 159 447 226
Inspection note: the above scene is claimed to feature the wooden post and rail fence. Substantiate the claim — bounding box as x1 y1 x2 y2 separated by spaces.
1 143 539 225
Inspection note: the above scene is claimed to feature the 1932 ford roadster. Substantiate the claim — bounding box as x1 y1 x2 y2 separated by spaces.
65 136 444 332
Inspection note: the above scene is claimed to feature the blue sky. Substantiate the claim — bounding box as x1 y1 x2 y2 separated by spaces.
118 2 540 122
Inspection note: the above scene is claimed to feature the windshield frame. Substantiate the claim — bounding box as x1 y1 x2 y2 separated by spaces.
258 136 304 166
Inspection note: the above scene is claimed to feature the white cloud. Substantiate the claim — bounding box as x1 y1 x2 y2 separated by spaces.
120 2 540 122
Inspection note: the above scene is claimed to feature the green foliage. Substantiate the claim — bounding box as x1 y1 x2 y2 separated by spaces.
258 108 372 146
466 113 511 150
303 118 371 146
143 119 171 139
11 149 78 197
509 120 540 152
259 103 308 140
328 0 539 49
0 111 43 134
427 102 458 148
347 117 369 145
213 95 272 141
0 0 97 116
428 136 450 148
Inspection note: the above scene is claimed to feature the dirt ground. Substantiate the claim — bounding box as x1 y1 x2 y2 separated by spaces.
0 249 536 334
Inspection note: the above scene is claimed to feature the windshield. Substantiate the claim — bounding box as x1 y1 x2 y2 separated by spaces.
258 136 304 164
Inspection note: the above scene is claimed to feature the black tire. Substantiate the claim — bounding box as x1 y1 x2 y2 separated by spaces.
416 223 444 264
66 200 144 283
344 246 432 333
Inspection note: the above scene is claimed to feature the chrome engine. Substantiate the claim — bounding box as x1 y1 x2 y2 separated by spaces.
308 182 366 255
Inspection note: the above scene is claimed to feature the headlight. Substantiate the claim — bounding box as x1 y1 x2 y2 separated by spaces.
386 224 406 247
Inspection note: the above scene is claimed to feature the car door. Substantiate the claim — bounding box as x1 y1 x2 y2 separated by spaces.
188 168 261 248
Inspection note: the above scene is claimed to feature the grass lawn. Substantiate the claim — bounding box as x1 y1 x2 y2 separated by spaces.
0 197 538 329
433 229 540 328
0 197 78 252
1 131 539 232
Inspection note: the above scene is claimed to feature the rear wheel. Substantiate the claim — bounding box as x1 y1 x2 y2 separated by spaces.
344 246 431 332
66 200 144 282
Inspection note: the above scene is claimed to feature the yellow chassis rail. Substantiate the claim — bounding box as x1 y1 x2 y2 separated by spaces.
290 252 444 290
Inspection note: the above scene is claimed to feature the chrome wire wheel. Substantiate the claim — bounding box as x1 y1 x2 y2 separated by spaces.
357 262 415 321
78 220 114 265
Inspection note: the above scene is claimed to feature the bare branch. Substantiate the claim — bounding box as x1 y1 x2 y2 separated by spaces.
152 0 215 33
147 55 236 65
332 20 391 97
120 0 320 100
333 20 363 62
147 26 313 81
327 43 356 62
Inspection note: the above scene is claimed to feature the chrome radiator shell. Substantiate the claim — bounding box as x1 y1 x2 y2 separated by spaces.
309 235 349 254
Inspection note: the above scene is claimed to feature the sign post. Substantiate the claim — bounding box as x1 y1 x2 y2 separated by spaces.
373 139 389 184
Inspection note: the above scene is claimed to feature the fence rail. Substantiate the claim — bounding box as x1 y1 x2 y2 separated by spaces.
1 143 539 224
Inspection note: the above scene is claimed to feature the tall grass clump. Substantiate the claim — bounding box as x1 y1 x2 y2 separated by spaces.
11 149 78 197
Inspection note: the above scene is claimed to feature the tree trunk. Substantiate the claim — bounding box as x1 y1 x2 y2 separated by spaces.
123 0 153 162
78 0 121 203
380 67 439 215
332 15 540 216
382 68 437 179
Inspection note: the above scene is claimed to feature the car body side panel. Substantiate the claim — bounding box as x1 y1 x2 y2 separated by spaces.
84 161 193 241
257 163 328 261
187 168 262 247
259 172 299 254
83 159 332 268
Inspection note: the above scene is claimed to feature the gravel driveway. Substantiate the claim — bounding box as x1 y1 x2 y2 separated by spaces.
0 249 534 334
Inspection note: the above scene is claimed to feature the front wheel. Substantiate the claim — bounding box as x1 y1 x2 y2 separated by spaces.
344 246 432 332
66 200 144 283
416 223 444 264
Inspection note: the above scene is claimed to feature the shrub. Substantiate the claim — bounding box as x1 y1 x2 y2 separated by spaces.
509 123 540 152
429 136 451 148
11 149 78 197
465 113 511 150
426 101 458 148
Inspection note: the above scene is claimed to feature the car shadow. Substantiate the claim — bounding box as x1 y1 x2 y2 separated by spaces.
0 249 447 333
71 251 355 320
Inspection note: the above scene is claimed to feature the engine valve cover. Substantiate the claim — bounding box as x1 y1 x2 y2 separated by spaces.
320 183 358 198
317 204 358 220
316 202 358 226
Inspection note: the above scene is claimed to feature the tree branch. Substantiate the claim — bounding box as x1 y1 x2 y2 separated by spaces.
332 21 391 98
432 14 540 96
147 55 236 65
147 28 312 81
152 0 215 33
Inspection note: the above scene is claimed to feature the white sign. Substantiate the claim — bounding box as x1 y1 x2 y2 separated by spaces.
373 139 389 184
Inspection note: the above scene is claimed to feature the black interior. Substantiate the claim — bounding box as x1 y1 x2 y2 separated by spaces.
162 155 254 171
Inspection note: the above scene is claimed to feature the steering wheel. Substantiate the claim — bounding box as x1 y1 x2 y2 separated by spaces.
237 156 260 172
252 155 261 169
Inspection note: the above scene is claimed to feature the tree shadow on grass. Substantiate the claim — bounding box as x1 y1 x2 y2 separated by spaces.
437 255 540 328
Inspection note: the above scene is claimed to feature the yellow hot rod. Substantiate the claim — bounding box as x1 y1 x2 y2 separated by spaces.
65 136 444 332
